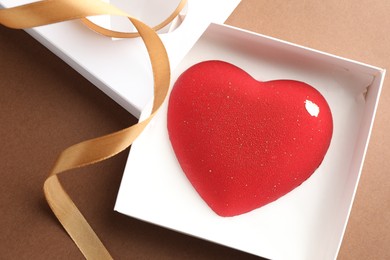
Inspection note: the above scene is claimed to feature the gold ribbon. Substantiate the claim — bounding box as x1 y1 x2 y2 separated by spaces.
0 0 187 258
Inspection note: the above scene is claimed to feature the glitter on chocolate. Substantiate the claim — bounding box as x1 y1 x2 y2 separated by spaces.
167 60 333 217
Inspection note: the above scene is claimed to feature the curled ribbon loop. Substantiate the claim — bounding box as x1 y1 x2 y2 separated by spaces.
0 0 187 258
81 0 188 38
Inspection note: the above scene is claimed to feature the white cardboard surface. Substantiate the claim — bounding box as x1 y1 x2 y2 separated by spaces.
0 0 241 117
115 23 385 260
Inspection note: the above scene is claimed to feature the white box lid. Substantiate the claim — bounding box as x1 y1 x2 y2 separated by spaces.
0 0 241 117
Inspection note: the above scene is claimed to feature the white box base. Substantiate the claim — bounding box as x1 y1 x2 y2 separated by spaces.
115 23 385 260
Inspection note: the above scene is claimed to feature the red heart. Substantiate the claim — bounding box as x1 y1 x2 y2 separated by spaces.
167 60 333 217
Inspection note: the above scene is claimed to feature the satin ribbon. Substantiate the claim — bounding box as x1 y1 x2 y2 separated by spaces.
0 0 187 258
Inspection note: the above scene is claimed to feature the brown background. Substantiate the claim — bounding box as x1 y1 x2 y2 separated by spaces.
1 0 389 259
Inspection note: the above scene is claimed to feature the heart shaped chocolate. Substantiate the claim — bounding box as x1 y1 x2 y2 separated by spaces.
167 60 333 217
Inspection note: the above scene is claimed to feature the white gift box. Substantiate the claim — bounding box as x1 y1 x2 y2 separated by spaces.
115 23 385 260
1 1 385 259
0 0 241 117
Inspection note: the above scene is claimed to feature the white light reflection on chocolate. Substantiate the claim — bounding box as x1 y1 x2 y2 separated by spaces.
304 100 320 117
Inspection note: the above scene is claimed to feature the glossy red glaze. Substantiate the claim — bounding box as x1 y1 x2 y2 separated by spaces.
167 60 333 216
